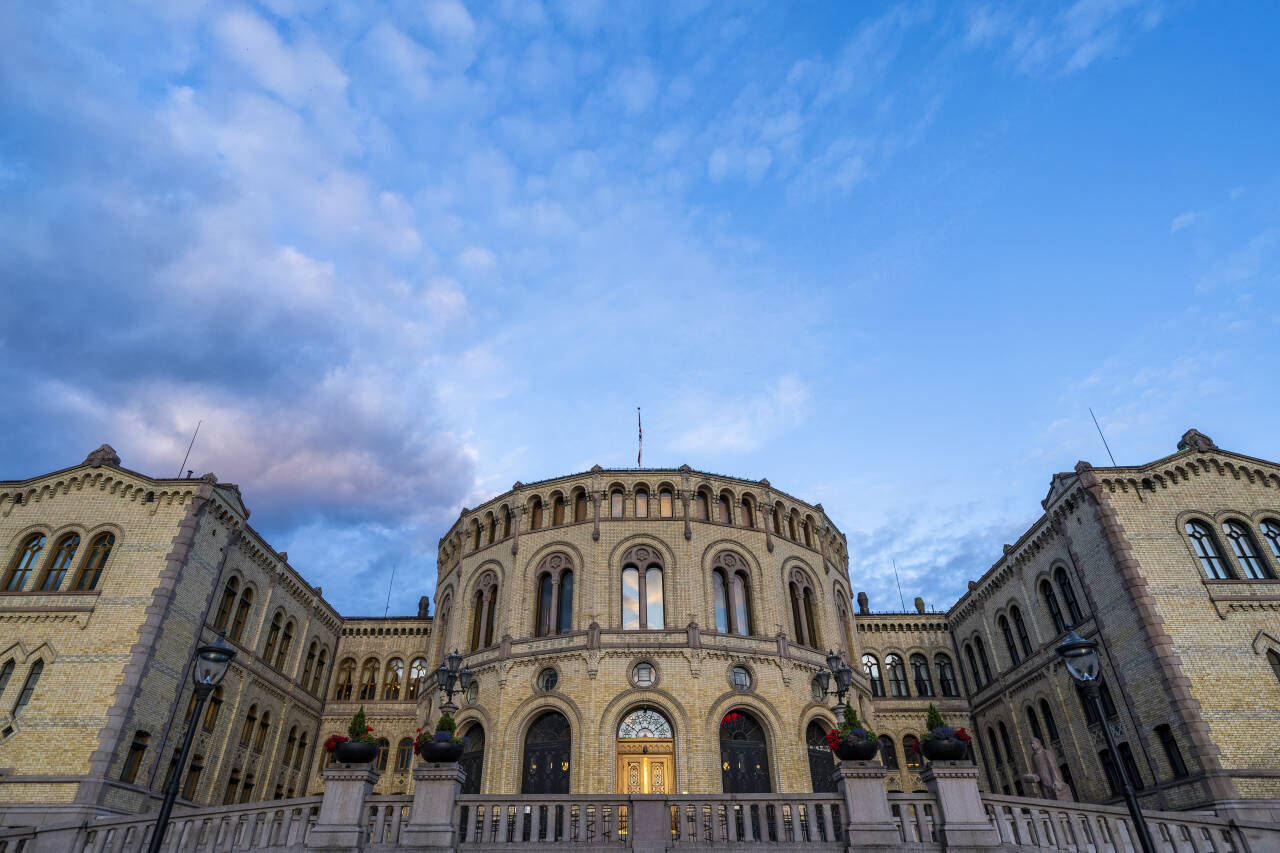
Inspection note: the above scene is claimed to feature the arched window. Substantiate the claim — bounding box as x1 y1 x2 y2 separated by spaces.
283 727 298 765
773 505 783 535
529 497 543 530
862 654 884 697
11 660 43 717
903 735 922 769
301 642 317 688
998 722 1017 772
836 594 854 657
1223 521 1274 579
521 711 571 794
254 711 271 751
223 769 241 804
263 612 283 663
240 705 258 746
470 519 481 551
987 727 1002 767
571 492 586 523
1156 724 1188 779
407 658 428 700
694 491 709 520
230 587 253 642
788 570 820 648
376 738 390 773
5 533 45 591
711 552 752 635
885 654 909 697
1011 607 1033 657
39 533 79 590
803 519 813 548
621 546 663 630
787 512 798 540
486 514 496 545
75 532 114 590
383 658 403 700
1041 580 1066 634
552 495 565 526
635 489 648 518
911 654 934 697
502 508 512 539
121 730 149 783
713 571 728 633
1054 568 1084 624
240 772 255 803
878 735 898 770
1026 706 1044 744
1039 699 1061 743
964 644 983 690
295 733 308 770
935 654 959 697
201 685 222 731
659 488 673 518
999 616 1020 666
359 659 378 701
974 635 994 681
395 738 413 771
1185 521 1232 580
720 710 771 793
1261 519 1280 563
0 659 14 698
718 494 732 524
533 554 573 637
611 489 624 518
460 723 485 794
469 573 500 650
806 720 838 793
741 500 754 528
181 754 203 800
276 620 294 670
313 648 328 695
1269 650 1280 686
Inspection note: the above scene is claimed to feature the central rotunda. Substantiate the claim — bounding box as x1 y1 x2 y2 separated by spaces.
416 466 868 796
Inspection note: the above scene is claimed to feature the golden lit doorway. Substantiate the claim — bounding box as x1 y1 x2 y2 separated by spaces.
616 707 674 794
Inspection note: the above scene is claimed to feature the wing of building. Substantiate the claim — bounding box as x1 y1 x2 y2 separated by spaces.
0 429 1276 827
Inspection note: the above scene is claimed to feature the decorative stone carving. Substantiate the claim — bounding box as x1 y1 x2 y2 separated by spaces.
914 596 925 614
1030 737 1073 801
857 591 869 614
1178 428 1217 452
84 444 120 467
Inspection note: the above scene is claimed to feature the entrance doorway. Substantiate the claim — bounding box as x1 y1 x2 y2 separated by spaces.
615 707 674 794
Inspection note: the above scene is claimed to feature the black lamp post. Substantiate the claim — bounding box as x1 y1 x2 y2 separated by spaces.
434 649 473 713
148 634 235 853
815 650 855 715
1056 631 1156 853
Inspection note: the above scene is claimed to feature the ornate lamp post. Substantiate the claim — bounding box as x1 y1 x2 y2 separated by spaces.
148 634 235 853
434 649 473 713
815 650 855 714
1056 631 1155 853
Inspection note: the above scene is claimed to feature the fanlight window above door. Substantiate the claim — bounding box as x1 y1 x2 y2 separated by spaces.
618 707 672 739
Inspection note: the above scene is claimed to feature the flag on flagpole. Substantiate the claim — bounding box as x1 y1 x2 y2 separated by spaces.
637 407 642 467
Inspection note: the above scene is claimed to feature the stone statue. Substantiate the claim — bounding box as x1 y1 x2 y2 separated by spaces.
857 591 869 614
1029 737 1073 801
84 444 120 467
1178 429 1216 452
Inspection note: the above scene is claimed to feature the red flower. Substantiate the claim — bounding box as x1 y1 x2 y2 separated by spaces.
323 734 349 753
954 727 972 743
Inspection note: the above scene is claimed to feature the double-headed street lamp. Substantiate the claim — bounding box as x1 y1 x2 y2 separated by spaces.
1056 631 1156 853
815 650 855 714
148 634 235 853
434 649 473 713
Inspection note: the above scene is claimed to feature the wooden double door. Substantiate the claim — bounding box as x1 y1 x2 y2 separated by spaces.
616 738 674 794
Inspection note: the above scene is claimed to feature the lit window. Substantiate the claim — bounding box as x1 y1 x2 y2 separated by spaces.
635 489 648 518
120 731 149 784
633 662 655 688
383 658 403 700
659 489 673 518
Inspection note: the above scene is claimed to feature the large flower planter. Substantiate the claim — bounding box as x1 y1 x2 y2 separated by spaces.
333 740 379 764
920 737 968 762
418 740 465 763
833 739 879 761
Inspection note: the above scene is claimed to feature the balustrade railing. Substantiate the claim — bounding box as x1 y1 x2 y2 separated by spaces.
454 795 631 846
887 793 937 844
364 795 411 848
666 795 843 846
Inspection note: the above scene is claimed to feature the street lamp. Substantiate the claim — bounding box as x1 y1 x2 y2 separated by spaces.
434 649 473 713
148 634 235 853
1056 631 1155 853
815 650 855 714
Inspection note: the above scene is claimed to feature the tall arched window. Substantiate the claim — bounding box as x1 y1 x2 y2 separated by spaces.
911 654 934 697
878 735 898 769
533 554 573 637
1011 607 1033 657
0 659 14 698
460 723 485 794
39 533 79 590
788 570 820 648
1041 580 1066 634
1039 699 1061 743
998 721 1017 772
502 508 512 539
469 572 500 650
885 654 909 697
611 489 624 518
1261 519 1280 563
999 616 1020 666
935 654 959 697
263 612 283 663
486 514 496 545
773 505 783 535
284 727 298 765
395 738 413 771
1270 650 1280 686
1054 568 1084 624
711 552 752 635
694 491 709 520
987 727 1002 767
964 644 983 690
201 685 222 731
214 578 240 631
301 642 317 688
295 733 308 770
803 519 813 548
276 620 294 670
11 660 43 717
471 519 481 551
529 497 544 530
741 500 754 528
1026 706 1044 744
75 532 114 590
254 711 271 751
903 735 922 769
718 494 732 524
862 654 884 697
376 739 390 773
358 659 379 700
720 710 771 793
230 587 253 642
573 492 587 523
313 648 328 695
974 635 994 681
121 730 149 783
806 720 838 793
4 533 45 591
621 546 663 630
1185 521 1232 580
521 712 571 794
551 495 565 526
383 658 403 700
659 489 673 518
635 489 648 518
1223 520 1274 579
407 658 428 700
787 511 798 540
240 705 258 746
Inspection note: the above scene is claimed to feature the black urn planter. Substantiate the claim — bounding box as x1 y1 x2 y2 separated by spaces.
333 740 379 764
920 737 968 762
418 740 464 763
833 739 879 761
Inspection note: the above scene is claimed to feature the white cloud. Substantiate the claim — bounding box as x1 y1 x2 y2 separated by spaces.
671 377 812 454
708 145 772 182
426 0 477 45
214 8 347 106
1170 211 1197 233
612 62 658 114
459 246 497 272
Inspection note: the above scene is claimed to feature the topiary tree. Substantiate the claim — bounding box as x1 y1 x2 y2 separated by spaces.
435 711 457 734
924 703 946 732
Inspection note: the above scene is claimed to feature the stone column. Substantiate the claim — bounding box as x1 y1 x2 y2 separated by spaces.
307 765 379 850
920 763 1002 852
399 763 466 850
629 795 669 853
834 761 900 846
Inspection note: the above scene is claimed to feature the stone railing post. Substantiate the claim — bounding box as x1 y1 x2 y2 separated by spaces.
399 762 466 849
629 795 669 853
307 765 379 850
920 762 1002 852
835 760 901 846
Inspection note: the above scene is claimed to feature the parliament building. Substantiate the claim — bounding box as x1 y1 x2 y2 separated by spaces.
0 429 1277 829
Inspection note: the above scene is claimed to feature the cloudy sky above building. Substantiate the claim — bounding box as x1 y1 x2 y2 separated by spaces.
3 1 1277 616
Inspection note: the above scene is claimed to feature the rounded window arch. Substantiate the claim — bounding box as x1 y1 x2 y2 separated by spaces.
719 709 771 793
717 492 733 525
407 657 429 701
528 497 544 530
383 658 404 700
551 494 566 526
1185 521 1233 580
740 498 755 529
711 551 753 636
460 722 485 794
534 553 574 637
999 615 1020 666
634 487 649 518
4 533 46 591
312 648 328 695
878 735 898 770
885 654 909 697
214 577 241 632
658 487 674 518
230 585 254 642
358 658 379 700
501 506 512 539
1260 518 1280 565
934 653 959 697
910 653 934 697
1010 606 1033 657
693 490 710 521
334 658 355 700
621 546 664 630
617 706 673 739
39 533 80 591
572 490 588 523
1040 579 1066 635
610 488 625 518
862 654 884 697
521 711 571 794
301 641 318 688
806 719 838 793
262 611 284 663
1222 520 1275 579
74 531 114 591
787 568 820 649
469 572 500 650
1053 567 1084 624
276 619 295 670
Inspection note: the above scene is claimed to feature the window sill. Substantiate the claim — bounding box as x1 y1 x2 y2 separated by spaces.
1202 578 1280 617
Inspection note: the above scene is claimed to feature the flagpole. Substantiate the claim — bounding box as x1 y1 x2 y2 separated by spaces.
637 407 642 467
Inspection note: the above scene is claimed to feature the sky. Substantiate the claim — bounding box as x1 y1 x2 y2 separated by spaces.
2 1 1278 617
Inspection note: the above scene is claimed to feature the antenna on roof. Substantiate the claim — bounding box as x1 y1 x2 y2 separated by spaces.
892 558 907 612
177 420 202 478
384 563 397 618
1089 408 1118 466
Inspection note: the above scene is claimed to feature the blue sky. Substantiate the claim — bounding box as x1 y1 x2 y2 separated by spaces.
3 1 1277 616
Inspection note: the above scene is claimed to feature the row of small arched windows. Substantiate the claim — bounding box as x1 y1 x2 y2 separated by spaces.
862 653 961 698
3 531 114 592
332 657 430 702
0 658 44 719
1185 518 1280 581
212 576 329 693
